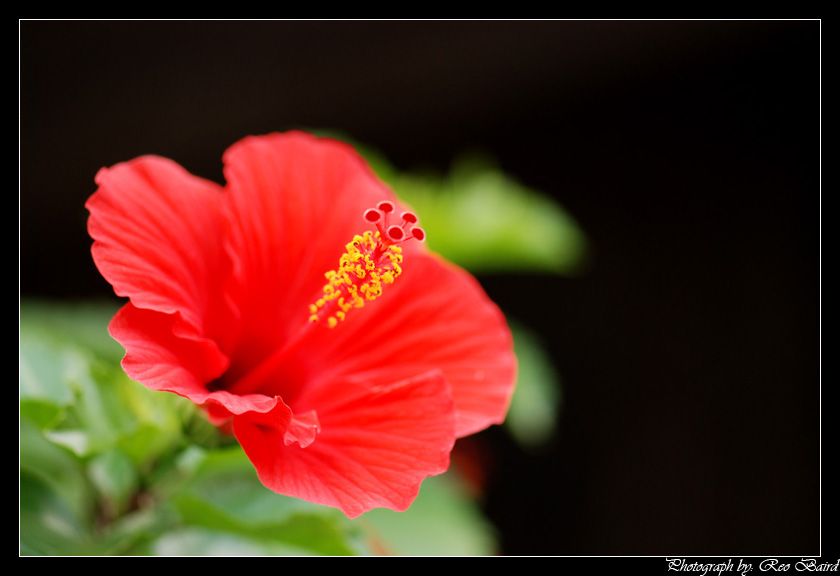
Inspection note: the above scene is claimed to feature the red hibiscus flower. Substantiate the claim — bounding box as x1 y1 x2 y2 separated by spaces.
86 132 516 518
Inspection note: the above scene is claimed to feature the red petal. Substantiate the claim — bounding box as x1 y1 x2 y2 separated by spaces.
233 369 456 518
109 303 224 397
291 253 517 438
87 155 235 355
111 303 280 416
219 132 411 383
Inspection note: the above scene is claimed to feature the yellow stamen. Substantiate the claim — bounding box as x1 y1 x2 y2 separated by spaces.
308 201 425 328
309 230 404 328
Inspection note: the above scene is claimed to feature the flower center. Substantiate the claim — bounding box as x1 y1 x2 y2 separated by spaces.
309 201 425 328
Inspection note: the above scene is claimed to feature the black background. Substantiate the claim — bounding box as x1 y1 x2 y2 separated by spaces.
20 20 822 556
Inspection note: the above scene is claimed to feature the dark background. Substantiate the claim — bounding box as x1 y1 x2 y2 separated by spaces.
20 20 822 556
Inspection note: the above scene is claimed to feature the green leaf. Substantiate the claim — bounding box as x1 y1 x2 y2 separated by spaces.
149 527 324 556
87 449 141 520
19 419 96 545
396 157 587 275
505 321 563 450
20 299 205 461
20 299 125 450
19 299 124 362
19 333 75 408
20 299 205 554
20 468 91 556
164 447 366 556
357 470 497 556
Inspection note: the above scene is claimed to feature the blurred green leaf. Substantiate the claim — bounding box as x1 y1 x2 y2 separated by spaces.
19 334 75 408
87 449 141 520
19 299 125 362
20 300 206 555
163 446 366 556
20 299 207 460
506 321 562 450
149 527 314 556
348 138 587 276
20 468 91 556
394 159 587 275
20 418 96 551
358 471 497 555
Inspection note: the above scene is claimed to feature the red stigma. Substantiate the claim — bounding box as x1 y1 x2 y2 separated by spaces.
387 226 405 241
377 201 395 214
400 211 418 224
366 201 425 247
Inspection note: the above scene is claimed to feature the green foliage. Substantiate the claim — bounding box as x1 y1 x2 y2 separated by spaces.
505 322 562 450
359 466 497 555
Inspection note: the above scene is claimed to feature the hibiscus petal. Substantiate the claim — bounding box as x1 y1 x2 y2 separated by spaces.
232 369 456 518
219 132 413 382
291 252 517 438
111 303 280 416
395 256 516 437
88 155 242 410
109 303 225 398
87 156 231 338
